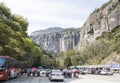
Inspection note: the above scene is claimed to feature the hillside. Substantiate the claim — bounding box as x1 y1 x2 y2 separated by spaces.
29 0 120 67
30 28 80 53
30 27 64 37
73 0 120 65
0 3 55 68
76 0 120 50
55 0 120 67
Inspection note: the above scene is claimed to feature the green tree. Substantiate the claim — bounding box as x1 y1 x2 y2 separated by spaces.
64 57 72 68
0 3 45 68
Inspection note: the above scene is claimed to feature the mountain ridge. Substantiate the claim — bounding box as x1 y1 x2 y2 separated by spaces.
30 27 80 53
76 0 120 50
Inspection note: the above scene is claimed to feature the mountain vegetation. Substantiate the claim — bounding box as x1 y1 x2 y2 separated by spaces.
30 0 120 68
1 0 120 69
55 26 120 67
0 3 55 68
55 0 120 67
31 27 64 36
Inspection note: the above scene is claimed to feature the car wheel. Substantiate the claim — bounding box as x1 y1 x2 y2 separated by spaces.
61 79 64 82
50 79 52 81
6 74 10 81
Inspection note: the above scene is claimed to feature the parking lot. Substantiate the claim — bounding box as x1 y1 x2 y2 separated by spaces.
1 74 120 83
76 74 120 83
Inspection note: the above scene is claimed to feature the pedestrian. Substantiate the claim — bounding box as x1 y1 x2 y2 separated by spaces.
63 68 69 78
71 68 79 78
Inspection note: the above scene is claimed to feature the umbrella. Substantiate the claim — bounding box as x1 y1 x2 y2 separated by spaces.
72 68 78 73
32 67 37 71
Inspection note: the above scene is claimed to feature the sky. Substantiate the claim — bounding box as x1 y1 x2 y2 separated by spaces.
0 0 109 35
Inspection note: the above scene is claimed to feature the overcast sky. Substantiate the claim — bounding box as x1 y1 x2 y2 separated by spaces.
0 0 109 35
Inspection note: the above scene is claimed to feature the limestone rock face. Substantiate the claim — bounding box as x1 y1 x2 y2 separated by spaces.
30 28 80 53
76 0 120 50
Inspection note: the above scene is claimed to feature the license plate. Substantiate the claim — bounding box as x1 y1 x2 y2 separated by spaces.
56 74 60 76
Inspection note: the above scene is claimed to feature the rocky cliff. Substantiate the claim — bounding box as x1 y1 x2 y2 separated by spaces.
30 27 80 53
76 0 120 50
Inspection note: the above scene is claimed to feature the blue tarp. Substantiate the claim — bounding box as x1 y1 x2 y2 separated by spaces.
110 64 120 69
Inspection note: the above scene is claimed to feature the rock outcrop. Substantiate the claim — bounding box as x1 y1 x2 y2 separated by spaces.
76 0 120 50
30 27 80 53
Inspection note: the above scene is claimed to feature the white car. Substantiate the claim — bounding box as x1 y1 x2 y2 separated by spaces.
100 70 113 75
49 70 64 81
40 70 46 74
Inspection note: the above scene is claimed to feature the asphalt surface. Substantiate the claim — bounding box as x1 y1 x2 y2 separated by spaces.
74 74 120 83
1 76 78 83
1 74 78 83
1 74 120 83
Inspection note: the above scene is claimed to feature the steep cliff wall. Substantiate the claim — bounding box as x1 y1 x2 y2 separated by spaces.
76 0 120 50
30 28 80 53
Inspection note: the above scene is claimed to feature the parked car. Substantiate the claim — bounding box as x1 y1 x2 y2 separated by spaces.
46 69 51 77
49 70 64 81
34 69 40 76
78 69 88 75
78 70 85 75
100 70 113 75
40 69 46 74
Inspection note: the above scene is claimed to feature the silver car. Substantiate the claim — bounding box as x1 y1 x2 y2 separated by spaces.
49 70 64 81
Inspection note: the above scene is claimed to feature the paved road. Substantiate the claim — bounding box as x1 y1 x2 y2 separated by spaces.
73 74 120 83
1 75 78 83
1 74 120 83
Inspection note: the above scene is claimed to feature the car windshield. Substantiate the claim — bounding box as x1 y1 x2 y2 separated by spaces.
0 58 6 67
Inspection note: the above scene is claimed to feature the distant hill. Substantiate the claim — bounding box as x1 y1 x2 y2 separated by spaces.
30 27 64 37
30 27 80 53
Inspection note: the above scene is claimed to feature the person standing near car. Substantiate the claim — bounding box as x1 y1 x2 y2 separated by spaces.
63 68 68 78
